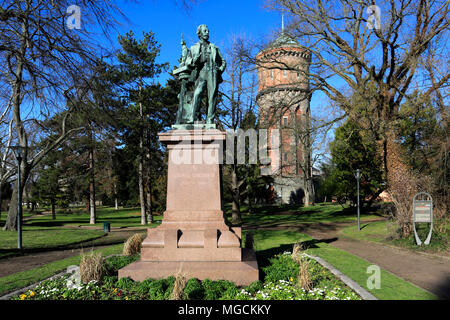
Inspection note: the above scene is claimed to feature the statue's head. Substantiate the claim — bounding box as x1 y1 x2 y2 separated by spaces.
196 24 209 41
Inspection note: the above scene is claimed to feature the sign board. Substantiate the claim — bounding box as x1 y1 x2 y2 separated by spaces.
413 201 432 223
412 192 433 246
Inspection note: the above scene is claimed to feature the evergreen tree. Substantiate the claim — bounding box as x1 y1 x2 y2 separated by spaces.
327 119 383 208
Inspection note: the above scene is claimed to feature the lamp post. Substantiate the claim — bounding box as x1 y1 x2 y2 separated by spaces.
9 145 25 250
355 169 361 231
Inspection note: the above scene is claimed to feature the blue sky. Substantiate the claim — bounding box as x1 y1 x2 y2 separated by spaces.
101 0 336 160
112 0 283 84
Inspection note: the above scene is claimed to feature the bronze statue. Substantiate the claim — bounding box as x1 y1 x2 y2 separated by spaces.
173 25 226 128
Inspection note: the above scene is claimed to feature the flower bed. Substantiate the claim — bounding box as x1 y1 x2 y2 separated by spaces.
12 251 360 300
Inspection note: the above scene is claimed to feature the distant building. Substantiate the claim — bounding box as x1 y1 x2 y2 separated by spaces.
256 27 312 204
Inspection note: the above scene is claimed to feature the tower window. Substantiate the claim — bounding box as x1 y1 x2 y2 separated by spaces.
284 152 288 162
283 70 287 78
270 70 274 79
283 116 288 126
297 71 300 79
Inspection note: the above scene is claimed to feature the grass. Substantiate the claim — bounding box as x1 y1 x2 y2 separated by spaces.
0 243 124 296
20 206 163 228
230 203 384 229
0 228 106 259
0 203 439 300
341 220 450 254
304 240 438 300
0 206 159 259
242 228 438 300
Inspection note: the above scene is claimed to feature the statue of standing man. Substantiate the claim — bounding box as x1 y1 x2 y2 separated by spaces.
173 25 226 128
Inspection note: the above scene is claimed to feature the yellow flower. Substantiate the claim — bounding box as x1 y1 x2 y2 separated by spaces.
91 290 95 294
125 296 129 300
20 294 27 300
30 291 35 297
113 288 118 294
290 277 293 282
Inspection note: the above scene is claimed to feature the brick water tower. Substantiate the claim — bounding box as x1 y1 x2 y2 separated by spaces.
256 27 313 204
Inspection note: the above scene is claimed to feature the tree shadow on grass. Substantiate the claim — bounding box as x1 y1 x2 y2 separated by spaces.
23 215 142 228
0 233 118 260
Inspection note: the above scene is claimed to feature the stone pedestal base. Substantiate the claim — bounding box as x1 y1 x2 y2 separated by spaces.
118 129 259 286
119 248 259 286
119 130 258 285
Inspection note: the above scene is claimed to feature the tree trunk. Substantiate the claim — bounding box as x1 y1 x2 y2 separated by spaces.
114 182 119 210
231 166 241 225
138 150 146 225
304 178 315 207
247 191 253 214
4 184 19 231
89 146 96 224
146 182 153 224
138 96 146 225
383 130 416 238
0 185 2 222
26 193 30 210
51 199 56 220
3 163 28 231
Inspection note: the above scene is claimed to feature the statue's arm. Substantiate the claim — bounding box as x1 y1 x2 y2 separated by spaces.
187 44 200 66
217 48 226 73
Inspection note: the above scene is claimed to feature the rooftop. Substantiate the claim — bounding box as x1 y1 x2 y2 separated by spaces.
266 30 302 49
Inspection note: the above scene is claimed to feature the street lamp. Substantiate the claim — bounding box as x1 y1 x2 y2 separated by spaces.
9 145 26 250
355 169 361 231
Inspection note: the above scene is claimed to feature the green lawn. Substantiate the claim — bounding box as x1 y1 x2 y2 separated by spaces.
304 239 437 300
21 206 163 228
0 244 124 296
341 220 450 254
0 206 159 259
233 203 384 228
243 228 437 300
0 228 106 259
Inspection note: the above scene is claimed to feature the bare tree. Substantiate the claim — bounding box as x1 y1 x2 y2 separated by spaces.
261 0 448 221
219 34 258 224
0 0 124 230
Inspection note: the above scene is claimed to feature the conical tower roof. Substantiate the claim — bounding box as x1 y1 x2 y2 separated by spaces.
266 30 302 49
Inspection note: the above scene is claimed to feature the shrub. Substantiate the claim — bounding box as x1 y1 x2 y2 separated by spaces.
246 280 263 296
218 281 239 300
135 278 155 296
13 251 362 301
262 252 299 284
146 277 175 300
115 277 137 292
104 255 139 276
184 278 204 300
80 251 105 284
200 279 237 300
102 276 118 288
123 233 146 256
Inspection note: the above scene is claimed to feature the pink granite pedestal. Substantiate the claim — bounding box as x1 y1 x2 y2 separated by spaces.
119 129 259 286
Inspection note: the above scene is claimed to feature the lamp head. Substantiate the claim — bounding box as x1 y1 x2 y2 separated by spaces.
9 145 26 161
